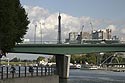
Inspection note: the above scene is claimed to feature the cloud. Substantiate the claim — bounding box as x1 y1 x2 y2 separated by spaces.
121 28 125 34
107 25 116 32
24 5 49 21
23 5 125 42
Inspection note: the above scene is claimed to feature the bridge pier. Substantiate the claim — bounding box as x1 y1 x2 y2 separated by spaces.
56 55 70 79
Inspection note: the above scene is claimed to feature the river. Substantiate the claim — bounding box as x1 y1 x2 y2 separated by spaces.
60 69 125 83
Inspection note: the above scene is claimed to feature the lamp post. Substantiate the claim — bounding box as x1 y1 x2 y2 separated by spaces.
34 24 37 44
90 22 93 40
42 22 45 44
39 23 42 44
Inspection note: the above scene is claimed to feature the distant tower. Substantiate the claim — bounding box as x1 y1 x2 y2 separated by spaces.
57 13 62 44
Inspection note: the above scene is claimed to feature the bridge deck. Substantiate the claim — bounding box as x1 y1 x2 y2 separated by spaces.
11 44 125 55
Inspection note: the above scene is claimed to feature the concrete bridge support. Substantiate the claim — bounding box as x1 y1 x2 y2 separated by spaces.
56 55 70 79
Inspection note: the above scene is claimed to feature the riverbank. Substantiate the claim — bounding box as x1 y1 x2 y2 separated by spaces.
0 62 35 66
0 75 59 83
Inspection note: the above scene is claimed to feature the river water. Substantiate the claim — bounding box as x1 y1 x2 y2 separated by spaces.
60 69 125 83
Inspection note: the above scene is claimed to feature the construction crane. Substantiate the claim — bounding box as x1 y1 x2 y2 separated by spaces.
81 25 84 32
90 22 93 32
80 25 84 36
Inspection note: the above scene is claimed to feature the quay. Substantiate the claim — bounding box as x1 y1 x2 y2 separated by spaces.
0 66 59 83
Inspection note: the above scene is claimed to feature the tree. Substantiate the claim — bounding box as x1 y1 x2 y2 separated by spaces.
71 54 87 64
37 56 45 62
49 56 56 62
86 53 97 64
0 0 29 57
70 53 97 64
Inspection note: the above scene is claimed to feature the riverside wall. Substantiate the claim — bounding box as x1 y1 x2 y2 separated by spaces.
0 75 59 83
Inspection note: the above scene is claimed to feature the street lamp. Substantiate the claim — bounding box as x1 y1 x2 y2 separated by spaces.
42 22 45 43
39 22 42 44
34 24 37 44
90 22 93 40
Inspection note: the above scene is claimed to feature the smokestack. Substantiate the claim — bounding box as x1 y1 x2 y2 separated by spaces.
57 13 62 44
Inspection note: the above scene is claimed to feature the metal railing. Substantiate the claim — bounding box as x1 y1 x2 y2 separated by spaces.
0 65 56 80
18 40 125 45
18 40 66 44
21 41 58 44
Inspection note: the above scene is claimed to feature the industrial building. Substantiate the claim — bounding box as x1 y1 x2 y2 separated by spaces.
65 28 119 44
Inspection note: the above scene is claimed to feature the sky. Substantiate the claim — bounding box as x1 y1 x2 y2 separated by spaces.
6 0 125 60
19 0 125 41
20 0 125 20
4 53 51 60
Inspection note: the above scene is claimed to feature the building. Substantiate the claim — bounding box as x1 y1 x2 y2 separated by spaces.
82 32 91 39
103 29 112 40
64 28 119 44
106 29 112 39
69 32 78 41
92 29 112 40
92 30 103 39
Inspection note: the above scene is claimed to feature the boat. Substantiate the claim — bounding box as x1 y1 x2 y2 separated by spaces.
70 63 81 69
81 64 100 70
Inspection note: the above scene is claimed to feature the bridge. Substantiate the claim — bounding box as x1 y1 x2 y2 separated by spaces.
7 13 125 79
12 43 125 54
10 43 125 78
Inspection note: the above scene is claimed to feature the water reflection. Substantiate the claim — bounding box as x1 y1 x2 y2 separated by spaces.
60 69 125 83
59 79 68 83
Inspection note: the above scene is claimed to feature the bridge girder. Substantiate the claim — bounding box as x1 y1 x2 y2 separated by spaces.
11 44 125 55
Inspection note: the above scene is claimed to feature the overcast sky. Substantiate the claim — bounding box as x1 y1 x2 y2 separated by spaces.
6 0 125 60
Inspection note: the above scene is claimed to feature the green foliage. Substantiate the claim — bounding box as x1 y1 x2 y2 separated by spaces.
71 53 97 64
48 52 125 65
49 56 56 62
37 56 45 62
86 53 97 64
0 0 29 56
117 57 123 63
